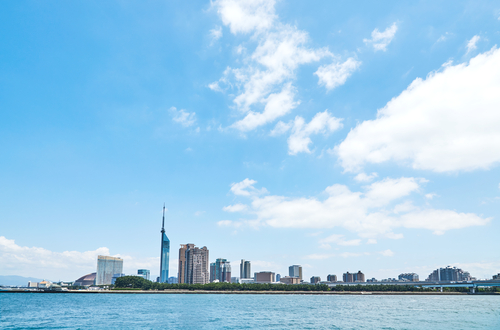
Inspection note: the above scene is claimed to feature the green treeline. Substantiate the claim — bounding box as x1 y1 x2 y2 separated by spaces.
112 276 497 292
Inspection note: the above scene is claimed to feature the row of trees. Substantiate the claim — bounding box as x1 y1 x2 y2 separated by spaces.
113 276 477 292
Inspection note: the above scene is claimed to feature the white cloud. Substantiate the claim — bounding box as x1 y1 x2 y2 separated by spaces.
354 172 378 182
336 47 500 173
269 120 292 136
229 178 268 196
224 177 490 238
305 251 390 260
210 26 223 44
170 107 196 127
223 203 248 212
287 110 343 155
0 236 158 281
213 0 276 34
435 32 451 44
380 249 394 257
315 58 361 91
319 234 362 247
425 193 437 200
466 35 480 54
232 83 299 132
364 22 398 51
211 0 343 131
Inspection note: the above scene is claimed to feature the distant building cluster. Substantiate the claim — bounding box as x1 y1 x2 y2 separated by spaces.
425 266 472 282
30 206 498 291
398 273 419 282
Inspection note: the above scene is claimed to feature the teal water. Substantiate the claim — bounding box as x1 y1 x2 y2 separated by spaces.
1 293 499 329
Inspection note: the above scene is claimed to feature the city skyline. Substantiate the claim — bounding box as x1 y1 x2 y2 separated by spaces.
1 0 500 282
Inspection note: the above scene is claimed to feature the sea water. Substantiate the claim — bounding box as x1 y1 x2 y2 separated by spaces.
1 293 499 329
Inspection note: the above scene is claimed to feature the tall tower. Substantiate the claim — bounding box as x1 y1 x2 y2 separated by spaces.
160 204 170 283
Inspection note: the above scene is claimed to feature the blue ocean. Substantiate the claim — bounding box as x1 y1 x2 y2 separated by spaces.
1 293 499 329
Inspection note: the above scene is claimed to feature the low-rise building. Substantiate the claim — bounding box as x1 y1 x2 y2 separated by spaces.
138 269 150 281
280 276 301 284
240 278 255 284
254 272 275 283
74 273 96 287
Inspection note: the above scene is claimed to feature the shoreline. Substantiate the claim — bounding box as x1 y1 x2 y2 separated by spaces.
2 289 498 295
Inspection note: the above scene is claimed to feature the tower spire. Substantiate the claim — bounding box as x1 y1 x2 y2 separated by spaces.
159 203 170 283
161 203 165 233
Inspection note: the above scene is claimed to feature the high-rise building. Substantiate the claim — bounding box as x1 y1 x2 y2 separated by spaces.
138 269 150 281
276 274 281 282
254 272 275 283
240 259 251 279
327 274 337 282
210 262 216 282
289 265 302 280
96 256 123 285
425 266 472 282
355 271 365 282
184 245 209 284
310 276 321 284
210 258 231 283
178 244 194 284
343 272 354 283
398 273 419 282
159 205 170 283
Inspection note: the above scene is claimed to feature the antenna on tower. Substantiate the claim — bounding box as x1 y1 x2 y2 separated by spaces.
162 203 165 232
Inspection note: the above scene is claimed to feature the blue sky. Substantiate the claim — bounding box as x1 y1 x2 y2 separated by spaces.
1 0 500 282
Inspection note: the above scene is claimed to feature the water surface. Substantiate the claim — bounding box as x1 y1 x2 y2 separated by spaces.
1 293 499 329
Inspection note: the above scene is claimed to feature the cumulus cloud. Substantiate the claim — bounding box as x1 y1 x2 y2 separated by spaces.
354 172 378 182
315 58 361 91
223 203 248 212
170 107 196 127
269 120 292 136
211 0 355 132
214 0 277 34
209 26 223 44
232 83 299 132
229 178 268 196
284 110 343 155
466 35 480 54
336 47 500 173
364 22 398 51
223 178 490 237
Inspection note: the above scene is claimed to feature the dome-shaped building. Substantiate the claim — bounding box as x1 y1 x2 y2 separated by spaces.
74 273 96 287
